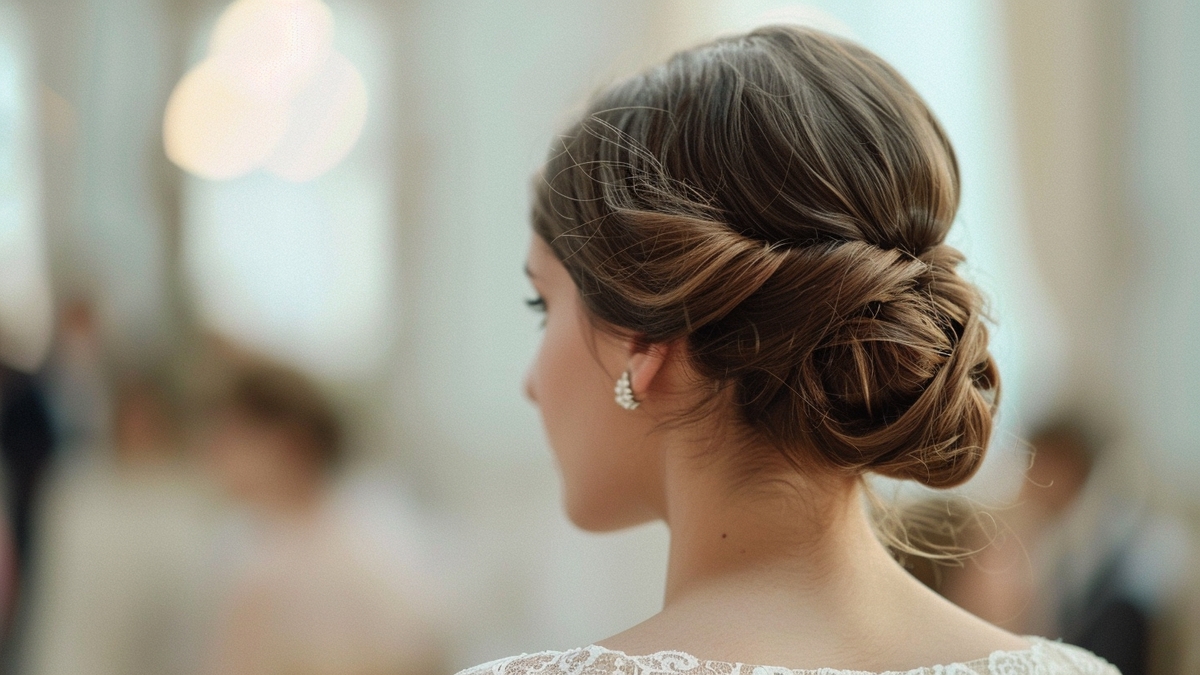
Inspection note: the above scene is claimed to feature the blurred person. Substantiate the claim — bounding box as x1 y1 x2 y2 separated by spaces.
0 365 54 581
0 366 51 667
933 427 1088 637
936 424 1098 635
0 475 16 643
19 373 217 675
460 25 1117 675
1034 425 1149 674
40 301 112 453
2 300 109 654
203 363 444 675
937 422 1191 675
0 305 74 662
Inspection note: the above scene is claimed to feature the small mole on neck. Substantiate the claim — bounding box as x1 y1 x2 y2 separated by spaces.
721 533 727 539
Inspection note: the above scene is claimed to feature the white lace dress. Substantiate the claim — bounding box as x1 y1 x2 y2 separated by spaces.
457 638 1119 675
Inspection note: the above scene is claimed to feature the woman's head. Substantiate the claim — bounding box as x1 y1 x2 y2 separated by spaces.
524 26 998 530
205 364 342 509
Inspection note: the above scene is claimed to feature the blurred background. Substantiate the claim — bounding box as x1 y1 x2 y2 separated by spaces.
0 0 1197 674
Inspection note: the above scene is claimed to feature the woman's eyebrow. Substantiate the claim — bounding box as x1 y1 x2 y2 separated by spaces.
524 264 536 279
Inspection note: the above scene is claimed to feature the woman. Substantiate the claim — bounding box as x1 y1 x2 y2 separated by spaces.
467 26 1118 675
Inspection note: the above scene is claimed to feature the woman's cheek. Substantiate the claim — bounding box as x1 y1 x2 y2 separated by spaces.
532 313 577 449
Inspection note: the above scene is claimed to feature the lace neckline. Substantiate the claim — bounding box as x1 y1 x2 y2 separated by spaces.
564 637 1050 675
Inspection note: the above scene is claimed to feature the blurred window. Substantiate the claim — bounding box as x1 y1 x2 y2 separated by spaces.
181 1 396 381
0 2 52 372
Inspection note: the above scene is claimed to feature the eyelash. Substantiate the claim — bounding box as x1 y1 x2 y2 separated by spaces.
526 296 547 327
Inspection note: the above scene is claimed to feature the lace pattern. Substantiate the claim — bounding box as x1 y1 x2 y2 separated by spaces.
457 638 1119 675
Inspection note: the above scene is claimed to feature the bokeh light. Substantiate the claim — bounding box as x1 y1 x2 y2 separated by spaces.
163 60 291 181
264 51 368 182
209 0 333 101
162 0 366 182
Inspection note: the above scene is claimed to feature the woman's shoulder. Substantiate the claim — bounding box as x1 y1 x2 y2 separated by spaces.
454 639 1120 675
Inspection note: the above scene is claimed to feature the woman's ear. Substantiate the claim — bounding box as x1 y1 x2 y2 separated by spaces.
626 341 672 402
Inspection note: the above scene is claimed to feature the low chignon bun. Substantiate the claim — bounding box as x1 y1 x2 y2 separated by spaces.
533 26 999 488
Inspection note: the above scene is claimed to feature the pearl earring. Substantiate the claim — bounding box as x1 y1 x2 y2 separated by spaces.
614 370 640 410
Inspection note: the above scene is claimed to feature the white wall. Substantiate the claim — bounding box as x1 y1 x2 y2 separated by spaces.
1123 0 1200 498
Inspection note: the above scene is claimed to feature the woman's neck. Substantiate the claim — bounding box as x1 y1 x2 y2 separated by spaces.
598 441 1028 672
660 450 890 609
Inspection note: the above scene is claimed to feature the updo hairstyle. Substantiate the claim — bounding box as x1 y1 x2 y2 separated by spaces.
533 26 999 488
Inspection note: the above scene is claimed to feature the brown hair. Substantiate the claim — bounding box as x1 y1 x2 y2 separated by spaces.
533 26 998 488
224 364 343 469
